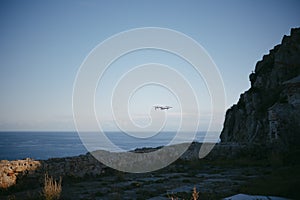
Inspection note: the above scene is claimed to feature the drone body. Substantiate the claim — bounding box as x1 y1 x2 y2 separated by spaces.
153 105 172 110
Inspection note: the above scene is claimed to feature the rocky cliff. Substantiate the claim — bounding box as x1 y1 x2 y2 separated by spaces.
220 28 300 148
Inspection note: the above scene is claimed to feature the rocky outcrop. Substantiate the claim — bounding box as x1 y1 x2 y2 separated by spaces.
41 153 106 179
221 28 300 148
0 154 107 189
0 158 41 188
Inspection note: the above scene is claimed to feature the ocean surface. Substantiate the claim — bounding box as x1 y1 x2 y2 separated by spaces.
0 131 220 160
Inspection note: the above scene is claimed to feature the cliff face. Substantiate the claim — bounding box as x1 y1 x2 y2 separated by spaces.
221 28 300 148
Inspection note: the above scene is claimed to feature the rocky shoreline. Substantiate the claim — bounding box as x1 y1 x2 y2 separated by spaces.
0 141 259 189
1 142 299 199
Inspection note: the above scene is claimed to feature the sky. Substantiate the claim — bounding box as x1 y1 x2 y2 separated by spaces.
0 0 299 132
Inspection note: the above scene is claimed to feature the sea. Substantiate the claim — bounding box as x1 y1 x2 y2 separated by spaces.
0 131 220 160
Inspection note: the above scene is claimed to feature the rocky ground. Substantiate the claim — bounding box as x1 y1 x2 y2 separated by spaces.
1 143 299 200
59 161 271 200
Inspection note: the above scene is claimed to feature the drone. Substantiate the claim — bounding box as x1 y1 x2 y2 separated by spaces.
153 105 172 110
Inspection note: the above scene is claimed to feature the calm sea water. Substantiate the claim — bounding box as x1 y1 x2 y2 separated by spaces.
0 131 220 160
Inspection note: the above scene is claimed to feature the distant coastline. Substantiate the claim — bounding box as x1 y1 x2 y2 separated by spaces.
0 131 220 160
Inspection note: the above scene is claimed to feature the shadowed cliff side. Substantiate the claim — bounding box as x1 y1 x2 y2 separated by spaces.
220 28 300 150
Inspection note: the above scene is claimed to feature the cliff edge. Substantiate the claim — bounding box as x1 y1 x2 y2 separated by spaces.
220 28 300 149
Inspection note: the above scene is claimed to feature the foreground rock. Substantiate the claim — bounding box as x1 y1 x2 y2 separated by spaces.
223 194 290 200
0 159 40 188
0 154 107 189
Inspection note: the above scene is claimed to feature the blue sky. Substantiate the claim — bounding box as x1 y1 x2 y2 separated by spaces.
0 0 299 131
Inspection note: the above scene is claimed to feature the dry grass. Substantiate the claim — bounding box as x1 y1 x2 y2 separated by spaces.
192 186 199 200
169 186 199 200
42 173 62 200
